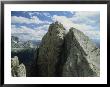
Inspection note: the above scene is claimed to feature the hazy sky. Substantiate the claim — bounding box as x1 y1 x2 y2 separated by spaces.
11 11 100 41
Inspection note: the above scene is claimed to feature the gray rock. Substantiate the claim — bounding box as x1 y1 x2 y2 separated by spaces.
11 56 26 77
16 63 26 77
37 21 65 76
62 28 100 77
35 22 100 77
11 56 19 68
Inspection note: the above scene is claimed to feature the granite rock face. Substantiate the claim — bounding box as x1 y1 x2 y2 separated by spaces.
37 22 100 77
11 56 19 68
62 28 100 77
11 56 26 77
37 21 65 76
16 63 26 77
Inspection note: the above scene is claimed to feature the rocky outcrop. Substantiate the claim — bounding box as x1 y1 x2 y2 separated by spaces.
37 22 100 77
11 56 19 68
11 56 26 77
62 28 100 77
37 21 65 76
15 63 26 77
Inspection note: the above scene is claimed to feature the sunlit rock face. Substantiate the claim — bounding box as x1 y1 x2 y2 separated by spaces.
11 56 19 68
62 28 100 77
16 63 26 77
11 56 26 77
37 21 65 76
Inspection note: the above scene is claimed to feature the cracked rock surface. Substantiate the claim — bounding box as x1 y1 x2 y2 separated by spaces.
37 21 65 76
11 56 26 77
62 28 100 77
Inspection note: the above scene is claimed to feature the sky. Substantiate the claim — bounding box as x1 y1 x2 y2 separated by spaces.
11 11 100 41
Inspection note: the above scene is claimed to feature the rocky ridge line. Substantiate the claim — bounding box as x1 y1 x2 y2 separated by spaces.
37 22 100 77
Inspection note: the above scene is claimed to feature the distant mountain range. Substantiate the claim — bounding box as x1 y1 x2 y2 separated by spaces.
11 36 41 48
11 36 100 49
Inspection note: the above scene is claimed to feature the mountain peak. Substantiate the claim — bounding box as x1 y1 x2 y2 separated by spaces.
36 22 100 77
48 21 65 32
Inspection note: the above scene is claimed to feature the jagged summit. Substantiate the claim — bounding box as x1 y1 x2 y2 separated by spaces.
37 22 65 76
51 21 64 27
36 22 100 77
48 21 65 32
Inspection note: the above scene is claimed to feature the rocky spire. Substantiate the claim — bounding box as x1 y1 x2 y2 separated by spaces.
37 21 65 76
